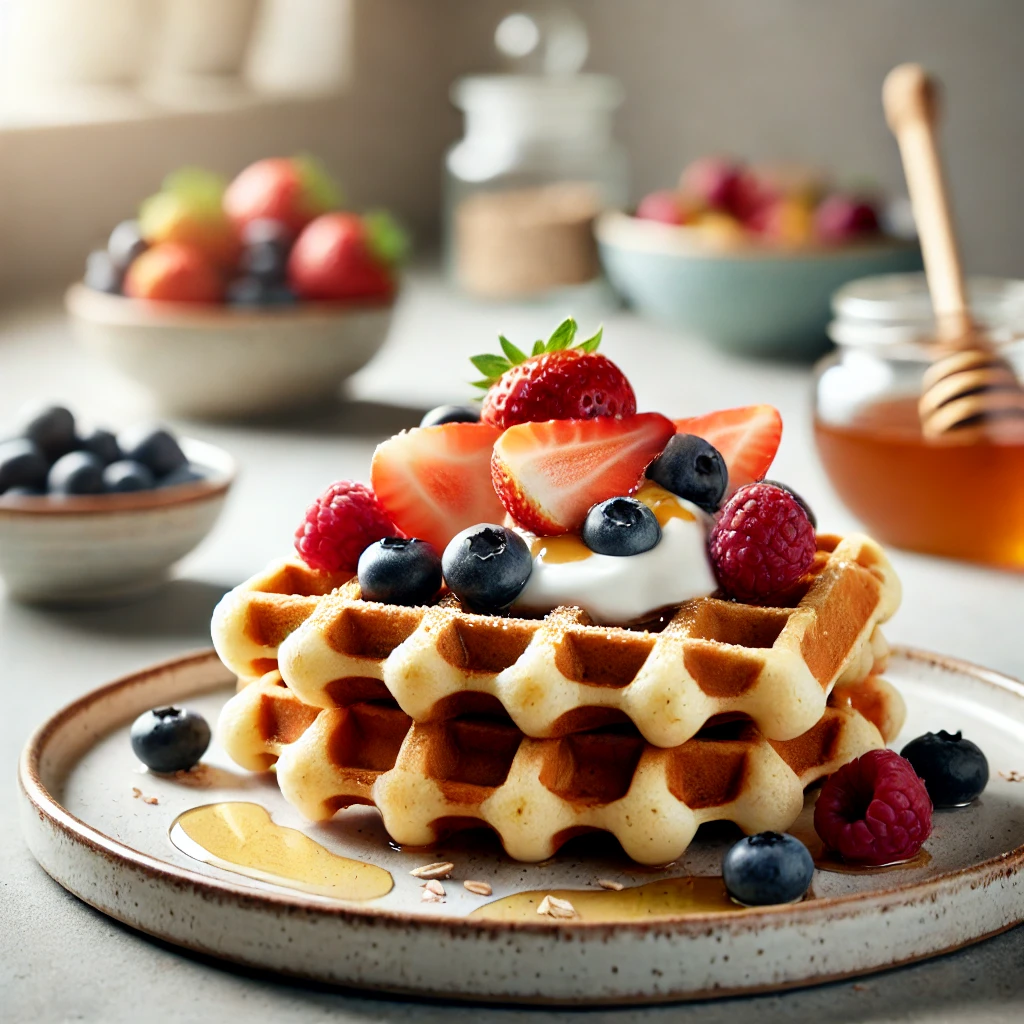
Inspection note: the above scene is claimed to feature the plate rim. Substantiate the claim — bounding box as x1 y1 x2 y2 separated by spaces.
18 645 1024 940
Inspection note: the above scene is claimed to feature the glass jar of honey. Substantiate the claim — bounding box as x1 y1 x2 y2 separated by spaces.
814 273 1024 568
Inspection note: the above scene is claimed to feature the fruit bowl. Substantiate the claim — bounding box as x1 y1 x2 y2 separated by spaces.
0 437 234 604
66 285 394 419
596 210 922 359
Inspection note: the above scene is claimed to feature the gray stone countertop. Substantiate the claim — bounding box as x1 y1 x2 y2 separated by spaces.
2 272 1022 1023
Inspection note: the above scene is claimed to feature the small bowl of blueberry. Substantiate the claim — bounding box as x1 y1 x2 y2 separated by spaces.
0 404 235 604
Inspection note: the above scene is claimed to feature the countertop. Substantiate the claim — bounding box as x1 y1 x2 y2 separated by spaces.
2 273 1023 1023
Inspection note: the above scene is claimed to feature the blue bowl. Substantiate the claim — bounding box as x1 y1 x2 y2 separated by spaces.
596 211 922 359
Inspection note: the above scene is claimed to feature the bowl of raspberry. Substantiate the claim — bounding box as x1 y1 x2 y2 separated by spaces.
597 157 921 359
67 158 404 419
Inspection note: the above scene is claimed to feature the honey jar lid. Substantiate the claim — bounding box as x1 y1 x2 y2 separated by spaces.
832 273 1024 327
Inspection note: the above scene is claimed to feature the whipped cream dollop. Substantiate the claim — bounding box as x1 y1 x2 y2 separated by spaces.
511 483 717 625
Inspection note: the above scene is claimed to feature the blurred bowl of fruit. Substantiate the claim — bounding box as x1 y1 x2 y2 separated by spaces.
67 157 406 419
0 405 235 605
597 157 922 359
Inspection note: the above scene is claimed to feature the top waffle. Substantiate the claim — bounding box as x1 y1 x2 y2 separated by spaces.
212 558 351 683
267 532 898 747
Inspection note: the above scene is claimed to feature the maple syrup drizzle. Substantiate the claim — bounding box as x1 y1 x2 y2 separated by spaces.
170 802 393 900
469 875 742 923
635 482 696 527
531 535 592 564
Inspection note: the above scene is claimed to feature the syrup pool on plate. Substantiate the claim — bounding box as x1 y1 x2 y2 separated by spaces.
471 875 744 923
170 802 393 900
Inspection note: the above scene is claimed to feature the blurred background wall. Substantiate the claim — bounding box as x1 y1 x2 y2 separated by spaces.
1 0 1022 298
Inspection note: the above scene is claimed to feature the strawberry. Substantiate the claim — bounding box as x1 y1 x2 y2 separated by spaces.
491 413 675 535
370 422 505 551
473 319 636 429
224 155 341 238
288 211 405 302
672 405 782 494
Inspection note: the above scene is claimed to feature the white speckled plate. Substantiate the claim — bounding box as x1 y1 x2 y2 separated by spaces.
18 648 1024 1005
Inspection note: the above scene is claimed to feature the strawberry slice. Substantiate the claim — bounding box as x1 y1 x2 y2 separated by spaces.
672 405 782 494
491 413 675 535
370 423 505 552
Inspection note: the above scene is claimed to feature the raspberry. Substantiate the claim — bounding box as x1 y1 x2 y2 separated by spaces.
294 480 397 573
814 749 933 865
708 482 816 601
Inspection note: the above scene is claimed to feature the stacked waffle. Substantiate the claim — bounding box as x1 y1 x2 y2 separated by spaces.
214 532 903 865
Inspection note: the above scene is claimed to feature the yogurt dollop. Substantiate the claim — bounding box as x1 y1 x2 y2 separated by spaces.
511 483 717 625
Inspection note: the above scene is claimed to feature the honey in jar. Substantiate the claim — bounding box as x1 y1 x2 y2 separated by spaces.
815 274 1024 569
815 396 1024 567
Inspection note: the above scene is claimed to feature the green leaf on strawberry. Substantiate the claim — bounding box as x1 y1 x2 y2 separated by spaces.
364 209 410 266
293 153 343 214
499 335 528 365
469 317 606 389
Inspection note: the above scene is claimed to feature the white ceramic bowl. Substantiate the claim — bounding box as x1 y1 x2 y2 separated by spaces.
66 284 395 419
0 438 234 605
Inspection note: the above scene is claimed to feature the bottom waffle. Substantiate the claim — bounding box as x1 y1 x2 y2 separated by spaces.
219 672 905 865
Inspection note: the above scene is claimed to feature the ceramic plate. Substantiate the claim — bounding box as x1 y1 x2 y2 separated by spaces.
18 648 1024 1005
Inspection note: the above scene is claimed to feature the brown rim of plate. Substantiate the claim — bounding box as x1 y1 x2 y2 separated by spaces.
18 645 1024 939
65 282 395 329
0 438 234 517
595 209 921 262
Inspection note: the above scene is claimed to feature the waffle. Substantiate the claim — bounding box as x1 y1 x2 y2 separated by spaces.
272 533 899 747
218 672 903 865
212 558 351 685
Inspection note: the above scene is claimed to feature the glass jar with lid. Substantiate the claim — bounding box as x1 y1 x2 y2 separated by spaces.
444 11 626 303
814 273 1024 568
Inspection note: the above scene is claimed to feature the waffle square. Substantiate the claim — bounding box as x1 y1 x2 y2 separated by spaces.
212 558 352 684
218 672 903 865
273 533 899 747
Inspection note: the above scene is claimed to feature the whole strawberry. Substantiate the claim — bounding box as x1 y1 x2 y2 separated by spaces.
288 211 405 302
473 319 636 429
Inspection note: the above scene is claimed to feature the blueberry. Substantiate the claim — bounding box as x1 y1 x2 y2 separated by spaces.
18 403 76 460
103 459 156 493
647 434 728 513
84 250 124 295
0 439 49 494
118 425 187 477
582 497 661 556
130 706 211 773
722 832 814 906
442 524 532 614
241 218 292 248
763 480 817 528
900 730 988 807
107 219 148 271
358 537 442 605
78 427 122 465
420 405 481 428
48 450 104 494
158 464 205 489
226 276 297 306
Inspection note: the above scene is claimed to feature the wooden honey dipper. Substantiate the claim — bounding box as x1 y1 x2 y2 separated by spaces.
883 63 1024 439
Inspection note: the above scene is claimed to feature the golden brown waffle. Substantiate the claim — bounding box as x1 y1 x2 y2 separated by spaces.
273 533 899 747
218 673 903 865
212 558 351 684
